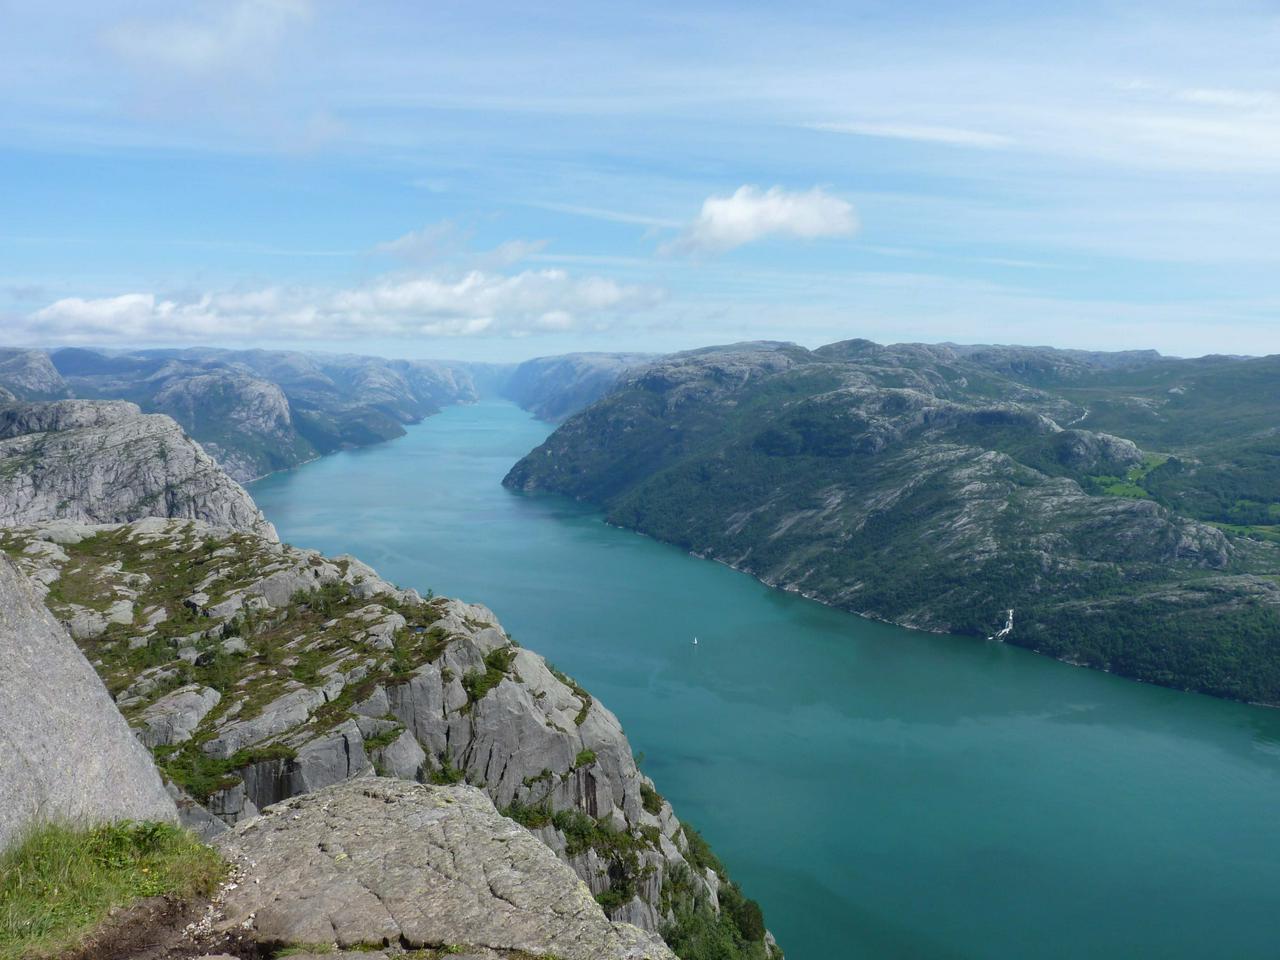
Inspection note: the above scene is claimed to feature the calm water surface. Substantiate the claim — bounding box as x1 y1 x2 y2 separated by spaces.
251 400 1280 959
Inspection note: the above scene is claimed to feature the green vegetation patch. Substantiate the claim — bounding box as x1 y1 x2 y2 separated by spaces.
640 783 664 815
0 820 222 960
502 799 554 830
660 825 775 960
157 742 297 802
427 753 466 785
461 645 516 703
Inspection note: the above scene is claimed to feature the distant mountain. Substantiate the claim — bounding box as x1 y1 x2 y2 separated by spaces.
506 339 1280 704
0 348 70 400
37 347 486 482
0 346 660 482
502 352 655 420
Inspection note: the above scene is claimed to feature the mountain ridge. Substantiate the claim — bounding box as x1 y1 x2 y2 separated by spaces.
505 338 1280 704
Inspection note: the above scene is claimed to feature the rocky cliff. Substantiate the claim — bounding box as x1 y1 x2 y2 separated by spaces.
0 551 176 851
0 518 778 957
0 400 276 538
505 340 1280 704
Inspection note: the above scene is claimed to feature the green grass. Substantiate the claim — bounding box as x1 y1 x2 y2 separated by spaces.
0 820 222 960
1085 453 1169 500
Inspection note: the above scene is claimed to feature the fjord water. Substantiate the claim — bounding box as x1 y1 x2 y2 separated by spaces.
251 399 1280 959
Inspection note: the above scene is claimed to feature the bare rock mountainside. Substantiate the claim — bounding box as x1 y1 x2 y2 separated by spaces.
0 517 779 958
506 340 1280 704
0 552 176 851
0 399 275 538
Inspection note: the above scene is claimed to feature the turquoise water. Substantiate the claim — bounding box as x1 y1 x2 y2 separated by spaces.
251 400 1280 959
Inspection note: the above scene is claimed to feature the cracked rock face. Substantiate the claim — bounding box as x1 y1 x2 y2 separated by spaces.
216 778 676 960
0 400 276 539
0 553 175 851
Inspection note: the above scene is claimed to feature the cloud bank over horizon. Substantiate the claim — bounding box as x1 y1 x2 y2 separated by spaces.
18 267 660 347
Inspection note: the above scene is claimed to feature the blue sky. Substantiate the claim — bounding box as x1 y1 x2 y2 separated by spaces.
2 0 1279 360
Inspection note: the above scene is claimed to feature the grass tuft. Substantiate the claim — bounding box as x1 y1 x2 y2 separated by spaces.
0 820 222 960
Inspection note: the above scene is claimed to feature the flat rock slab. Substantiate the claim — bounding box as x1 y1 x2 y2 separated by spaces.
215 778 675 960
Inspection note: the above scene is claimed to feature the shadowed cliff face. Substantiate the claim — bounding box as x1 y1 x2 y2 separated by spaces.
0 400 276 539
0 518 780 957
505 340 1280 704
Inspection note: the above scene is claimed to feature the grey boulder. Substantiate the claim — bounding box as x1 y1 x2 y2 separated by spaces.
216 778 676 960
136 684 222 748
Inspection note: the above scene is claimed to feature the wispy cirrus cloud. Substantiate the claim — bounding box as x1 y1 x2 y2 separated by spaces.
102 0 311 76
374 222 549 269
805 120 1013 149
665 185 857 255
1171 87 1277 109
522 201 684 229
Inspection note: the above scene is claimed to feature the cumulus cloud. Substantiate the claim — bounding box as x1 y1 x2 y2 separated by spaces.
667 186 857 255
21 269 658 345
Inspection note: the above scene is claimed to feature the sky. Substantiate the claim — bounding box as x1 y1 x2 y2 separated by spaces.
2 0 1279 361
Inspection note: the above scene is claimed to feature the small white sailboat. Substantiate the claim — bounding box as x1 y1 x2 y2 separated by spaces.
692 635 699 646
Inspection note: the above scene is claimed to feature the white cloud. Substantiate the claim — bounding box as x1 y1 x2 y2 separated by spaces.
103 0 311 76
806 121 1013 149
21 269 659 345
668 186 857 255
